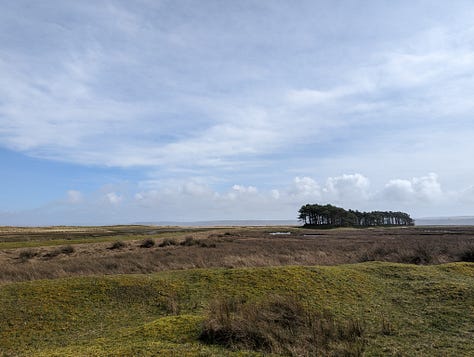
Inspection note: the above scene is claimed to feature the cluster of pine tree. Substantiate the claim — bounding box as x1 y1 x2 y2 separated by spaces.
298 204 414 227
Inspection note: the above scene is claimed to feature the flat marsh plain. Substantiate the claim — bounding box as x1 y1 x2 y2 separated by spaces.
1 225 473 356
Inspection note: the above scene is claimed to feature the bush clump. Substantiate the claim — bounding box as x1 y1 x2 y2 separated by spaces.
108 241 126 250
199 295 366 356
60 245 75 254
180 236 197 246
158 238 178 247
459 246 474 262
18 249 38 261
398 244 435 265
198 241 217 248
139 239 155 248
43 245 75 259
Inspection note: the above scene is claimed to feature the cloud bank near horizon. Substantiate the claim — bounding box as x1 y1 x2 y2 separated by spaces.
2 172 473 226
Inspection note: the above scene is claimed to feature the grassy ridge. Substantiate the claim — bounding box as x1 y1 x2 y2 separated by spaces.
1 262 473 356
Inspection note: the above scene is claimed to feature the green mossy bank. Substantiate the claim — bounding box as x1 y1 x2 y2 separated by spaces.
1 262 473 356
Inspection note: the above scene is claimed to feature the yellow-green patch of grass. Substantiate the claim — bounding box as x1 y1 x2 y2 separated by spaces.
33 315 262 357
1 263 473 356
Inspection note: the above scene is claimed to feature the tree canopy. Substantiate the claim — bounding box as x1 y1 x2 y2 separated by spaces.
298 204 414 227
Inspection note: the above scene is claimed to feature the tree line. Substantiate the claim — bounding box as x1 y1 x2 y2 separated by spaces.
298 204 414 227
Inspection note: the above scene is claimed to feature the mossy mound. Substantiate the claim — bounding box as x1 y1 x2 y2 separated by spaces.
0 262 473 356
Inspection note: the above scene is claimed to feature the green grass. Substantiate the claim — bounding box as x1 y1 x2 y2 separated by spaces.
1 262 473 356
0 228 220 250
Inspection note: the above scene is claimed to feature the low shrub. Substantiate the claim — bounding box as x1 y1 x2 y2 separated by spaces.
42 250 60 259
60 245 75 254
158 238 177 247
139 239 155 248
42 245 75 260
198 241 217 248
398 244 434 265
459 246 474 262
199 295 366 356
18 249 38 261
108 241 126 250
180 236 197 246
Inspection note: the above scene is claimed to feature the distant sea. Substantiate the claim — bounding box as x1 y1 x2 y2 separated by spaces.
414 216 474 226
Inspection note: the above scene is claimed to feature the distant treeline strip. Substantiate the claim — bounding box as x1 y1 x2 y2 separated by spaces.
298 204 414 227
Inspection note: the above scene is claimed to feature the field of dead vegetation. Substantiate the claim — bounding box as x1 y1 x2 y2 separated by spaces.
1 225 474 283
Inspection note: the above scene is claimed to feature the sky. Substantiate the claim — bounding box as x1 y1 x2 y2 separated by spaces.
1 0 474 225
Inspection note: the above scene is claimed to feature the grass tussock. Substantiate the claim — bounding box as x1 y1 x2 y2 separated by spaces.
199 295 366 356
459 245 474 262
43 245 75 259
158 238 178 247
18 248 38 261
180 236 198 246
108 241 127 250
140 239 155 248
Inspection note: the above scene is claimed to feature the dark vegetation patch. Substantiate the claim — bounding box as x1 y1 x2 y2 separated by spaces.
180 236 198 246
42 245 75 260
178 236 217 248
197 241 217 248
299 203 413 227
108 241 126 250
459 245 474 262
158 238 178 247
139 239 155 248
199 295 366 356
60 245 75 254
18 249 38 262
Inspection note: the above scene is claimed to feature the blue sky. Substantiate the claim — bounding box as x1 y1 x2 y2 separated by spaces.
2 1 474 225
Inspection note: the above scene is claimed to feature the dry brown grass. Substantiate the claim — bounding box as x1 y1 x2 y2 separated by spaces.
1 226 474 283
199 295 366 356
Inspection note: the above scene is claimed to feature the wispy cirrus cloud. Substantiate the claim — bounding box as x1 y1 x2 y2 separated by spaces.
2 3 474 174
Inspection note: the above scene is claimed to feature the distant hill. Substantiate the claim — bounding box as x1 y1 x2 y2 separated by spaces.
134 219 300 226
415 216 474 226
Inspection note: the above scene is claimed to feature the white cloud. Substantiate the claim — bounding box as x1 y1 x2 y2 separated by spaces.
231 185 258 194
290 177 321 198
412 173 443 201
271 189 280 200
323 174 370 202
379 173 443 203
105 192 122 205
381 179 414 202
288 174 370 204
66 190 83 203
286 88 348 106
181 182 214 197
